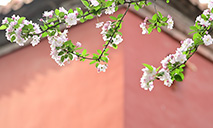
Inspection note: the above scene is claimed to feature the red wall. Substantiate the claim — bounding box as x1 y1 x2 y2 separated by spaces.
0 8 212 128
123 9 213 128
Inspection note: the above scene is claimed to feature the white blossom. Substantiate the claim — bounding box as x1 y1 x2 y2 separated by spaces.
105 2 115 15
158 69 173 87
65 12 77 27
200 18 211 27
76 42 82 47
174 50 187 64
2 17 8 24
203 9 210 16
43 10 54 18
208 0 213 10
161 55 172 69
31 35 41 47
90 0 99 6
97 64 107 73
167 15 174 29
111 34 123 46
140 65 157 91
202 34 213 46
179 38 194 52
59 7 68 14
96 22 104 28
139 22 148 34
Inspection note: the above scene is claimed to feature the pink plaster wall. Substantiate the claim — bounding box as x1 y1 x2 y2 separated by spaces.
122 10 213 128
0 10 124 128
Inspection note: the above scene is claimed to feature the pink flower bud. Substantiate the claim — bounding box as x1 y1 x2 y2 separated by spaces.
39 19 44 22
167 15 172 19
144 17 149 23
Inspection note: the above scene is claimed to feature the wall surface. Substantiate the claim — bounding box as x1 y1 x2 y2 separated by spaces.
122 9 213 128
0 8 213 128
0 10 124 128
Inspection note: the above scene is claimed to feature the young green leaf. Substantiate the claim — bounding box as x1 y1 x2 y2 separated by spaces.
157 27 161 32
90 60 97 65
142 63 153 71
82 49 87 56
0 25 7 30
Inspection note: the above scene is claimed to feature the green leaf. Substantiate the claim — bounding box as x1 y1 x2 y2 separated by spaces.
68 9 74 13
116 31 123 36
152 14 158 20
148 19 155 23
11 35 16 42
28 24 33 29
158 12 163 19
76 7 83 15
147 2 152 6
157 27 161 32
188 31 196 35
42 32 48 37
134 5 140 11
142 63 153 71
85 15 93 20
166 0 170 3
68 54 73 60
109 16 117 20
156 66 161 72
18 17 26 24
193 33 202 40
117 14 123 20
89 60 96 65
95 63 99 68
55 9 59 16
82 49 87 56
64 40 72 47
80 18 85 23
147 27 153 34
102 57 108 63
0 25 7 30
105 48 109 53
61 56 65 62
97 49 102 54
47 18 57 23
161 17 168 22
59 12 65 18
112 44 118 49
93 53 99 59
81 0 90 8
174 73 184 81
190 26 197 31
180 64 185 68
119 0 125 4
58 51 64 56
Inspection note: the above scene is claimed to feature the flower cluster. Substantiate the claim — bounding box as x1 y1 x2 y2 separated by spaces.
141 37 197 91
97 64 108 73
98 21 123 47
140 13 174 35
194 3 213 46
140 65 156 91
90 0 99 7
105 2 116 15
48 29 82 66
2 15 41 46
140 0 213 91
40 7 79 29
167 15 174 29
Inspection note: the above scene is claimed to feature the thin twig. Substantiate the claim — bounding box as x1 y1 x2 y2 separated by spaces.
98 3 131 61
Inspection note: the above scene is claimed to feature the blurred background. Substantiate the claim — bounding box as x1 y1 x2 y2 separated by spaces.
0 0 213 128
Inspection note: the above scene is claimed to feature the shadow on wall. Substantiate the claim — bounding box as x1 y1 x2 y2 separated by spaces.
0 39 63 98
